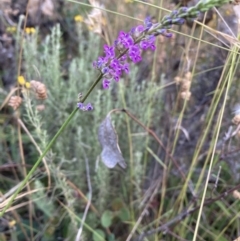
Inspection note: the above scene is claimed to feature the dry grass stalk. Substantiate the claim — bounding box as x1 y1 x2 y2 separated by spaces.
84 0 106 35
175 71 192 100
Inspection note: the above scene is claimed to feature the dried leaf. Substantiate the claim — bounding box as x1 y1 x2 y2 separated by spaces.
98 116 126 169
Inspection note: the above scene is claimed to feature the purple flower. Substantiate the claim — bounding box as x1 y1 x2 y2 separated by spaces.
140 35 156 50
157 29 173 38
77 102 84 110
85 103 93 111
144 16 153 29
163 17 173 26
117 31 134 49
93 56 107 69
104 45 115 58
172 18 185 25
77 102 93 111
128 45 142 63
179 7 188 13
178 7 189 14
120 63 129 74
109 59 120 70
131 25 145 39
103 79 110 89
102 67 109 74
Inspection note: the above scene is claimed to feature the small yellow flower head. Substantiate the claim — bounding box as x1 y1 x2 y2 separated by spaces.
25 82 31 89
25 27 36 34
87 26 94 31
74 15 84 22
18 76 26 86
30 27 36 33
8 220 16 228
6 26 17 33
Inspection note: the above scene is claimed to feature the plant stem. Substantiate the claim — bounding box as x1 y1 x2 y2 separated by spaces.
0 72 103 217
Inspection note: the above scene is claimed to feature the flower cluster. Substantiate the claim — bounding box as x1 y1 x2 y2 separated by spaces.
93 17 160 89
18 75 31 89
25 27 36 34
92 7 194 90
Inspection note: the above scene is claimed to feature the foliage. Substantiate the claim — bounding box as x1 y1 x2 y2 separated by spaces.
0 0 240 241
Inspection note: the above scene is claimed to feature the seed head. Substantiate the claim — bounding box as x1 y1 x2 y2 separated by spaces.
30 80 47 100
8 96 22 110
232 114 240 125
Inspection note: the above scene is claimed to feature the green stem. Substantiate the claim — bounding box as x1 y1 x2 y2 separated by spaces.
0 73 103 217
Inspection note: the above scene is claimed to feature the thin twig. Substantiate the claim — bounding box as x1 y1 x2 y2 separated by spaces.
17 118 51 189
75 154 92 241
120 109 186 181
126 180 161 241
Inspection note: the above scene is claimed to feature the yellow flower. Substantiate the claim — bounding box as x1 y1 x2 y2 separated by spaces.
6 26 16 33
18 76 26 86
8 220 16 228
25 27 36 34
87 26 94 31
25 27 31 34
30 27 36 33
25 82 31 89
74 15 84 22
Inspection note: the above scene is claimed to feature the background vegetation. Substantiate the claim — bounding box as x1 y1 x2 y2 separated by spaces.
1 0 240 240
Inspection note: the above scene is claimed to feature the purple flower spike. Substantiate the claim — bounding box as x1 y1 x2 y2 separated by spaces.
91 6 202 95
